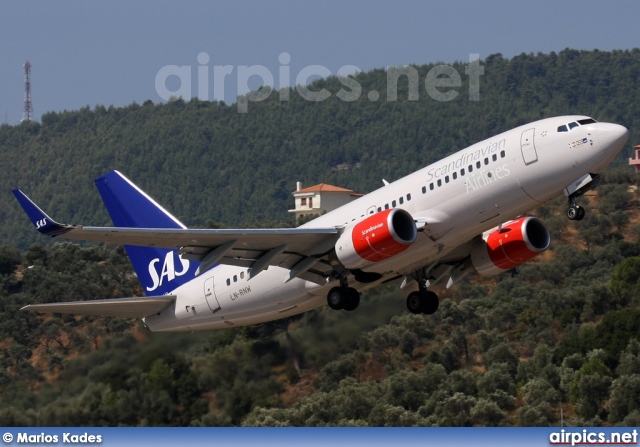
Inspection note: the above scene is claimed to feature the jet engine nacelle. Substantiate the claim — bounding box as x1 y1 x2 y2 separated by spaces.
471 216 551 277
335 208 418 270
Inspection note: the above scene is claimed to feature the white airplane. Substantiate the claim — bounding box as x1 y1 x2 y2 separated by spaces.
13 115 629 332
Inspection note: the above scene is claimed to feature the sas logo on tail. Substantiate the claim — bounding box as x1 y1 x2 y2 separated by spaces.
147 252 191 292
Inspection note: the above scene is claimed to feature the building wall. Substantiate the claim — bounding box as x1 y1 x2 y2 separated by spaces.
290 191 359 224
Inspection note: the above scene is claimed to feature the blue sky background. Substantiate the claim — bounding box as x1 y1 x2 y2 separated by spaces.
1 0 639 123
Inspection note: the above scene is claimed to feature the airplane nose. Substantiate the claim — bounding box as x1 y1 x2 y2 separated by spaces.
598 123 630 151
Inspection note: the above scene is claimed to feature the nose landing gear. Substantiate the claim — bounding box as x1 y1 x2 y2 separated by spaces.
564 173 600 221
567 196 586 221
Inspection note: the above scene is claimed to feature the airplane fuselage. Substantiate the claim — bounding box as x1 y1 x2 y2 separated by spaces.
144 116 629 331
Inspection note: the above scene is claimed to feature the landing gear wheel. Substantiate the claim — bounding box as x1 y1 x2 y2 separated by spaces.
567 205 585 221
406 290 440 314
327 287 360 311
406 291 423 314
421 291 440 315
343 288 360 311
327 287 345 310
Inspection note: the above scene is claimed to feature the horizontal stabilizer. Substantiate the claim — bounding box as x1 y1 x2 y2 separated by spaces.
21 296 177 318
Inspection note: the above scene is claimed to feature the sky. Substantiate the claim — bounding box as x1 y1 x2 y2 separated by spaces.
1 0 639 123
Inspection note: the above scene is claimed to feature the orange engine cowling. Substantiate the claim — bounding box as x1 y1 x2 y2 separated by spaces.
471 216 551 277
335 208 417 270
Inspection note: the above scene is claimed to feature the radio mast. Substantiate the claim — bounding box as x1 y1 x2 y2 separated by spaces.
22 60 33 122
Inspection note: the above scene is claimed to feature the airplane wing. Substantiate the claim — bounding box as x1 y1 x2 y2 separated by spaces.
21 296 177 318
13 189 339 282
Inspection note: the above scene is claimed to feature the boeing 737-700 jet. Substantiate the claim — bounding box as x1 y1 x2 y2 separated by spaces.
13 116 629 331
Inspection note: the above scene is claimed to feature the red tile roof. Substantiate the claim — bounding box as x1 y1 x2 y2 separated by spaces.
294 183 354 194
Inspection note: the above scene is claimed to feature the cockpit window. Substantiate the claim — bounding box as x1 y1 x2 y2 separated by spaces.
558 118 598 132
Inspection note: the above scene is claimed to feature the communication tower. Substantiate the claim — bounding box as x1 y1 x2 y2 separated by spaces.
22 60 32 122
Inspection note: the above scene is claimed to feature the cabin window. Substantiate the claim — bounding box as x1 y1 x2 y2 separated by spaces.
226 278 230 286
445 176 449 183
437 179 442 187
392 200 397 208
399 197 404 205
422 186 426 194
384 203 389 210
430 183 434 190
476 161 481 169
461 168 465 176
407 193 411 201
492 154 497 162
453 172 457 180
484 158 489 165
500 150 506 158
233 275 237 282
468 165 473 173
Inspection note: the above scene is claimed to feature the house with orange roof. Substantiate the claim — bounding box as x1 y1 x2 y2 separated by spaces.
289 182 363 225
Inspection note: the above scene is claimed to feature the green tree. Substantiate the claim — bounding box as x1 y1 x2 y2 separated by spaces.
0 246 21 276
608 375 640 424
470 398 506 426
610 256 640 306
569 352 612 420
616 339 640 376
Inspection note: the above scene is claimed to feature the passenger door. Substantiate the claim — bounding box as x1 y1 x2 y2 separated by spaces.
520 128 538 165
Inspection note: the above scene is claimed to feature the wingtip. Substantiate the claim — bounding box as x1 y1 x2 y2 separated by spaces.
12 189 73 237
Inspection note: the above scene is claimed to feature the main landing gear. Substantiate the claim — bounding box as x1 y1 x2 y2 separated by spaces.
406 289 439 315
327 276 360 311
325 270 440 315
405 270 439 315
567 195 586 221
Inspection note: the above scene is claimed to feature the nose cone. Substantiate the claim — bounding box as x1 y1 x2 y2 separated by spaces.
598 123 630 153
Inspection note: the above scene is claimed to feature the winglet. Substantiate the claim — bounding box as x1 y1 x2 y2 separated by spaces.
12 189 74 237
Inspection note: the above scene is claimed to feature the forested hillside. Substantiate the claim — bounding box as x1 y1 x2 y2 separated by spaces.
2 179 640 426
1 49 639 248
1 49 640 427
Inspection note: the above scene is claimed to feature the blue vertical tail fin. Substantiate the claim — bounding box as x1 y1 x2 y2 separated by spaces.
94 170 199 295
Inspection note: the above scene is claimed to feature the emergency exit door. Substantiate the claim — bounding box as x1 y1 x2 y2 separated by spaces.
204 277 221 313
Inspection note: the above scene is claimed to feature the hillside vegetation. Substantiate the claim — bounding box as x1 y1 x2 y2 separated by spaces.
2 180 640 426
0 49 640 426
1 49 639 247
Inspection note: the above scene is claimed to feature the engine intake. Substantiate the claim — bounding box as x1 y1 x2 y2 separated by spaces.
335 208 417 270
471 216 550 277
